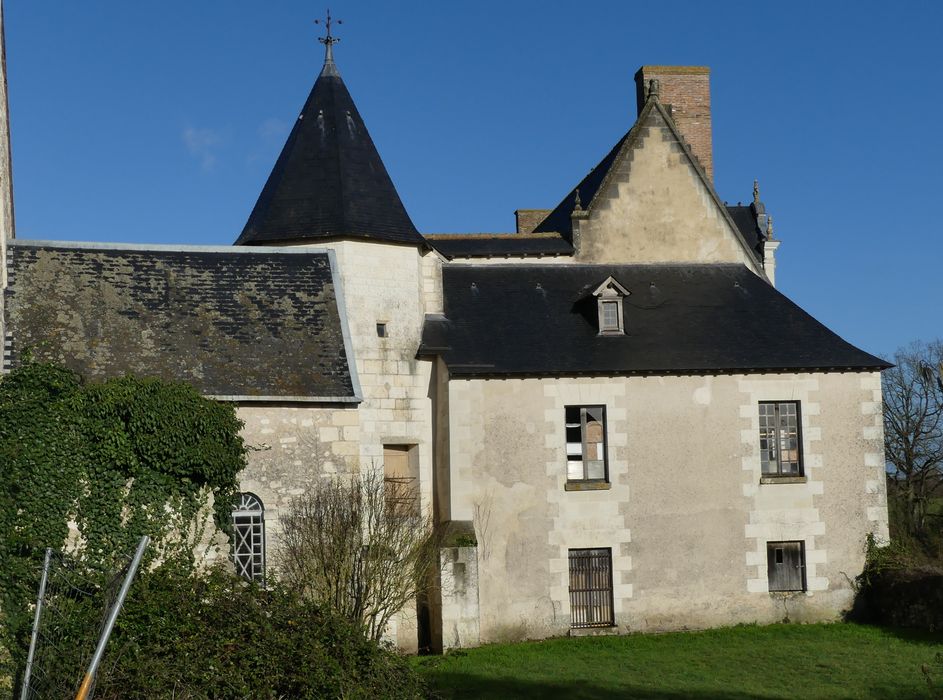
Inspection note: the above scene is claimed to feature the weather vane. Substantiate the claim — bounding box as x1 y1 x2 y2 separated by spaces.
315 9 342 48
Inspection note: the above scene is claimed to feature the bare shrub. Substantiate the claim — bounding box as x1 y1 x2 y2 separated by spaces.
278 470 440 642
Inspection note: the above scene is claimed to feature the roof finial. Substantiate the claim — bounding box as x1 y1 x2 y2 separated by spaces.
647 78 660 101
766 215 775 240
315 9 342 71
574 188 583 211
753 179 760 205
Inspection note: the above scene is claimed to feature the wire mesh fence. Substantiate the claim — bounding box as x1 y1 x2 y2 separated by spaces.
19 537 148 700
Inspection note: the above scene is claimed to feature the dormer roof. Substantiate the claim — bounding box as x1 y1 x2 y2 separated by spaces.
592 276 630 298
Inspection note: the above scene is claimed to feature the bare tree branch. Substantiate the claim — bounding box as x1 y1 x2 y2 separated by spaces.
277 469 440 642
883 340 943 539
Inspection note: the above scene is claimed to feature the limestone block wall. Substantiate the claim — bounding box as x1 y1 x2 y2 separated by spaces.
322 240 434 496
445 371 887 642
234 239 435 647
438 546 481 650
236 404 361 549
573 108 759 271
421 249 444 315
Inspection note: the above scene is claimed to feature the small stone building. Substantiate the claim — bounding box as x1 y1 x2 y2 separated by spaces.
0 27 889 652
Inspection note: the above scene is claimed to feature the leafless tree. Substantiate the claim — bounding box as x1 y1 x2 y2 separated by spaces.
883 340 943 537
278 470 440 642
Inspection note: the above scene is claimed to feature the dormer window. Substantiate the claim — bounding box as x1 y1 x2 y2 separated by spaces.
592 277 629 336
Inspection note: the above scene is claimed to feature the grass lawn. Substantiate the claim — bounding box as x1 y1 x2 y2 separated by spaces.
417 623 943 699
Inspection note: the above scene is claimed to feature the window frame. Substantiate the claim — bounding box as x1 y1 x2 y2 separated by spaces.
568 547 615 628
597 297 624 335
564 405 609 486
766 540 806 592
232 492 266 585
758 401 804 479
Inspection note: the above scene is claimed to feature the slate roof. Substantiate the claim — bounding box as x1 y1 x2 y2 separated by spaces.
234 57 423 247
4 241 360 401
420 263 889 376
533 133 629 241
726 204 765 262
426 233 573 259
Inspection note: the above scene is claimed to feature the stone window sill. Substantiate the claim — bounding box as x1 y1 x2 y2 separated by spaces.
760 475 808 485
565 481 611 492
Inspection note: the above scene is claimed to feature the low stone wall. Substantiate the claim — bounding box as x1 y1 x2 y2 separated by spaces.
438 546 480 650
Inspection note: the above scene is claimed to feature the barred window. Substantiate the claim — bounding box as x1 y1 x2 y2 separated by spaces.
759 401 802 476
568 548 614 628
565 406 608 482
232 492 265 584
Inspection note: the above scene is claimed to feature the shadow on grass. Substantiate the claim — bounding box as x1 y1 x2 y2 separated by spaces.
424 671 935 700
425 673 759 700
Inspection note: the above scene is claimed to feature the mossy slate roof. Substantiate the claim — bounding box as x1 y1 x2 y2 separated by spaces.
4 241 358 401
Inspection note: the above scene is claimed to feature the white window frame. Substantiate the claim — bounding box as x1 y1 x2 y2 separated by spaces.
592 276 629 336
232 492 266 584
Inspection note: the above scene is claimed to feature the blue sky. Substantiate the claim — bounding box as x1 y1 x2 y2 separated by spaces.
5 1 941 357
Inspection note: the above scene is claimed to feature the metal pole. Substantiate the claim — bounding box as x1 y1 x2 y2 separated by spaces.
74 535 149 700
19 548 52 700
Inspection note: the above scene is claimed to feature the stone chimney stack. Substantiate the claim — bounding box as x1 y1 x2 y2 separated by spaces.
634 66 713 181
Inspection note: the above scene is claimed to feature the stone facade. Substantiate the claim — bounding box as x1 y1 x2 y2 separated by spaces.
439 373 887 641
571 106 760 269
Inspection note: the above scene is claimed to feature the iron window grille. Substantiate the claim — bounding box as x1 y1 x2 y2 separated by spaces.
232 492 265 584
565 405 608 482
758 401 803 477
766 541 806 592
568 548 615 628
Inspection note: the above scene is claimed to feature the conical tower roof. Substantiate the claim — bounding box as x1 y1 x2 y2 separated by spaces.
235 34 423 246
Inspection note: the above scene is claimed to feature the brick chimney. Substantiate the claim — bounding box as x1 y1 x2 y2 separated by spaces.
634 66 713 181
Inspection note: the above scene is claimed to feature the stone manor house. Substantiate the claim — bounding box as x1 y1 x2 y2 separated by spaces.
0 24 890 651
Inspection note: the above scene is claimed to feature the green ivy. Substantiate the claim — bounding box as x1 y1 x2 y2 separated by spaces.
0 361 247 678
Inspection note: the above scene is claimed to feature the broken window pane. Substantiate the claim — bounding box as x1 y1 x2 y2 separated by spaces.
565 405 608 483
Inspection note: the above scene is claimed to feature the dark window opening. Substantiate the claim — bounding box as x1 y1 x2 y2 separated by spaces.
376 322 387 338
383 444 419 514
569 548 614 628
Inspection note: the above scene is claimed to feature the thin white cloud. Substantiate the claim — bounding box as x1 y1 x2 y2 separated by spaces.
258 117 288 143
246 118 290 166
182 126 222 171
